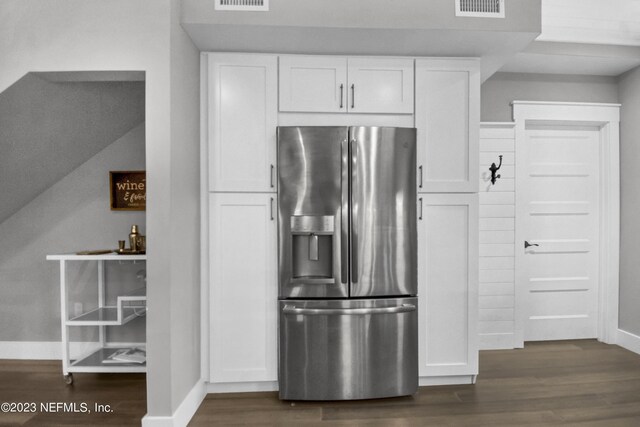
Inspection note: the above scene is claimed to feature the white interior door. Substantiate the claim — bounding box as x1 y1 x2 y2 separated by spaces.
520 125 600 341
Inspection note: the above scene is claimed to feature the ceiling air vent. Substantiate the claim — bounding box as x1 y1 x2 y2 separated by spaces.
455 0 505 18
215 0 269 11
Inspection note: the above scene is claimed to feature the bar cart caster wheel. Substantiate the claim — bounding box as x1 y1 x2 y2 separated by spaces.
64 374 73 385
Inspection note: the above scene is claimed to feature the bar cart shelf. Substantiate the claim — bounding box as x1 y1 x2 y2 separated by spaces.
47 253 147 384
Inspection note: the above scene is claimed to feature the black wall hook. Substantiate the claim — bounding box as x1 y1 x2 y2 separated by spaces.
489 155 503 185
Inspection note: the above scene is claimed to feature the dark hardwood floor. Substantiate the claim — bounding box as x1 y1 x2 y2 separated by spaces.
190 340 640 426
0 360 146 426
1 341 639 426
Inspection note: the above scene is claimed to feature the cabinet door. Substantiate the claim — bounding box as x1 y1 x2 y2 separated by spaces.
418 193 478 377
209 193 278 383
279 55 347 113
347 57 414 114
207 54 277 192
416 59 479 192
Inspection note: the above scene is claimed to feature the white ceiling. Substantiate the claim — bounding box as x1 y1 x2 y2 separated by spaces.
500 0 640 76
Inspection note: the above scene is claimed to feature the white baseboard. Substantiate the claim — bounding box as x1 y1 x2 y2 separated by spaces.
479 333 515 350
206 381 278 393
0 341 61 359
419 375 475 386
617 329 640 355
142 379 206 427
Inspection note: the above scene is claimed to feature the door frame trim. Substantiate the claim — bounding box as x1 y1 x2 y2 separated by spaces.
512 101 620 347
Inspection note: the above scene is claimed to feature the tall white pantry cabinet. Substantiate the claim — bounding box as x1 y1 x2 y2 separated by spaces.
202 53 480 391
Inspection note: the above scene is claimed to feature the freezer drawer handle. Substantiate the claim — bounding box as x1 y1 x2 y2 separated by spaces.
282 304 416 316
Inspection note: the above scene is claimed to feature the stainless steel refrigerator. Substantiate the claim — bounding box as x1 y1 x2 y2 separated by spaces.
277 126 417 401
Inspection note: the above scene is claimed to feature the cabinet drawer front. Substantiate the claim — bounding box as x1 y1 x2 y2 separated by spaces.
347 57 414 114
207 54 277 192
279 55 347 113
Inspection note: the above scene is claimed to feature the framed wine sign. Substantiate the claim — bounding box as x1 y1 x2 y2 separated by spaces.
109 171 146 211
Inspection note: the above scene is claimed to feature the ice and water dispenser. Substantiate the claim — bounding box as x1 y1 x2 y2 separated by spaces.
290 215 335 283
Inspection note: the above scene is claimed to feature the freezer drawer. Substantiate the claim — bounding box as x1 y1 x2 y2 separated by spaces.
278 297 418 400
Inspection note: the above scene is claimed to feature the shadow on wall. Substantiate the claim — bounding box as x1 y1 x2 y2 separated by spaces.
0 71 146 344
0 72 145 224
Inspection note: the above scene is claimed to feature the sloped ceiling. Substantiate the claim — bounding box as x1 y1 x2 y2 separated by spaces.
0 73 145 224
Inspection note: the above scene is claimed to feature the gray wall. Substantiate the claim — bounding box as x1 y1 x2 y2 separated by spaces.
0 0 203 420
481 72 620 122
0 74 145 224
0 123 145 342
145 0 202 416
183 0 541 32
169 0 201 411
618 65 640 336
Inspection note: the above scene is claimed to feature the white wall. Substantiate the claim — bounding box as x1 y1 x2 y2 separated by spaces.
619 65 640 337
482 72 620 122
479 123 516 350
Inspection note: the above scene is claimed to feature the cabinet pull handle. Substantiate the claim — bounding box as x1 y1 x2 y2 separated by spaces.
419 165 423 189
270 164 275 188
419 197 423 221
339 84 344 109
350 84 355 109
270 197 274 221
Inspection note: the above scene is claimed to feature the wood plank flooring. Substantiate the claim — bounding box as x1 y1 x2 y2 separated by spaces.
0 341 639 426
0 360 146 426
190 340 640 426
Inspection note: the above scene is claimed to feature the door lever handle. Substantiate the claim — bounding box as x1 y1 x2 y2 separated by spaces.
524 241 539 249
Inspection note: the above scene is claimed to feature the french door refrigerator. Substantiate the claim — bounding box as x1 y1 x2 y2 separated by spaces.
277 126 417 400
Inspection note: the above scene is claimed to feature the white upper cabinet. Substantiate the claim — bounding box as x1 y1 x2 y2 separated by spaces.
278 55 414 114
416 59 479 193
418 193 479 378
347 57 414 114
206 53 278 192
279 56 347 113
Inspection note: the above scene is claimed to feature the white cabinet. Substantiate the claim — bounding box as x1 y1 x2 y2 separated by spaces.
416 59 479 193
347 57 414 114
208 193 278 383
278 55 414 114
418 193 478 379
206 53 278 192
279 56 347 113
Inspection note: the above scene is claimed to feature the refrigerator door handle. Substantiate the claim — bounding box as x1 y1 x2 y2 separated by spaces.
282 304 417 316
341 139 349 285
350 138 358 284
